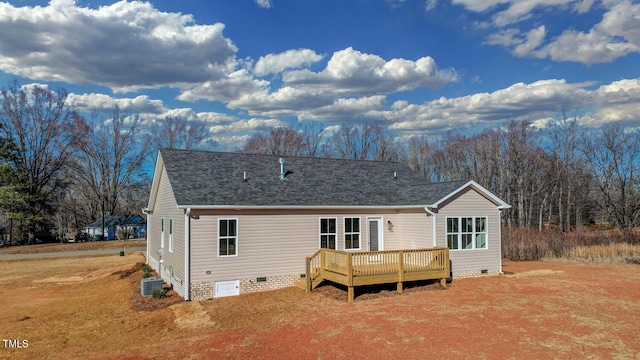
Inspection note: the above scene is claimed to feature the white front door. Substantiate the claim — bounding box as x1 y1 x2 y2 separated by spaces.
367 217 384 251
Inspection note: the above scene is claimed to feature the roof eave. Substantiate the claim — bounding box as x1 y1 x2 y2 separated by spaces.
177 204 430 210
429 180 510 210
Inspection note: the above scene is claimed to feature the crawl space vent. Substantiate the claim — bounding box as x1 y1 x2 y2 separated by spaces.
141 277 163 296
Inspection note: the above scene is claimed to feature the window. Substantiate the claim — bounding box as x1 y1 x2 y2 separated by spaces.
160 218 165 248
218 219 237 256
168 218 173 252
447 217 487 250
320 218 337 249
344 217 360 250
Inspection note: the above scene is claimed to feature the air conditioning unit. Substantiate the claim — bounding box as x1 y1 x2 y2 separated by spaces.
141 277 164 296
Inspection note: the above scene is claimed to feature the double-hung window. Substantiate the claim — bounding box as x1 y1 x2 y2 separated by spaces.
168 218 173 252
320 218 337 249
447 217 487 250
344 217 361 250
219 219 238 256
160 218 165 248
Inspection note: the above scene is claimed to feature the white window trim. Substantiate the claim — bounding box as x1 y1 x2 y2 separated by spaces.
366 216 385 251
160 218 165 249
218 218 239 257
168 218 173 253
446 216 488 251
343 217 362 251
319 217 338 250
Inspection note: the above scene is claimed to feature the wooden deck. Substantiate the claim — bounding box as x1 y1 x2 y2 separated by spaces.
305 247 450 302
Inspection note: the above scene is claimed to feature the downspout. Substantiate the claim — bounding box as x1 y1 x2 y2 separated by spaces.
142 207 151 264
184 208 191 301
498 209 504 274
424 207 437 247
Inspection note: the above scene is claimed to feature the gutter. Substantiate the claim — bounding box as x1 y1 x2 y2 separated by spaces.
177 204 429 210
424 207 437 247
184 208 191 301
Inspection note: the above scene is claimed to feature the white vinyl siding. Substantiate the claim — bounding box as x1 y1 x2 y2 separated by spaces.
146 162 186 298
189 209 397 286
436 187 502 273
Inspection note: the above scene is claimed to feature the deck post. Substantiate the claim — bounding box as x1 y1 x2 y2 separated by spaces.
305 256 311 292
397 250 404 294
347 252 354 302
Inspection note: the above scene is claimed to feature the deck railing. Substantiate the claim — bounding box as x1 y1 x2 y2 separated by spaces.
306 247 450 302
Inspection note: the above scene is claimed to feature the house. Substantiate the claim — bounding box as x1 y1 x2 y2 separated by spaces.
145 148 510 301
85 214 147 240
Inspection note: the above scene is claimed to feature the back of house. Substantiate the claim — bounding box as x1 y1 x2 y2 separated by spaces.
145 149 510 300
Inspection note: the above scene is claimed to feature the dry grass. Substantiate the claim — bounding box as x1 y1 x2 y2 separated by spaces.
551 243 640 263
0 239 145 254
502 227 640 263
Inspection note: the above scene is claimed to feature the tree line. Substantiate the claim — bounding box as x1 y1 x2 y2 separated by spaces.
0 82 208 243
239 117 640 239
1 81 638 243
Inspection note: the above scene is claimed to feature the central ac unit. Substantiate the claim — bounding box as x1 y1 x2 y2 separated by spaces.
141 277 164 296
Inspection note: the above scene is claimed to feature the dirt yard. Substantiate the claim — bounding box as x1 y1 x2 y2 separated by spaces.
0 252 638 359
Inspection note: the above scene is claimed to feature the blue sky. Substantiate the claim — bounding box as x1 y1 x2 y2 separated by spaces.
0 0 639 149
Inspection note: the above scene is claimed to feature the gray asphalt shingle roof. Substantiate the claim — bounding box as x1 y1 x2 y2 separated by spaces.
159 148 469 208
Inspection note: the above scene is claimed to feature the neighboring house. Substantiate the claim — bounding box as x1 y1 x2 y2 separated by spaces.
85 214 147 240
145 149 510 301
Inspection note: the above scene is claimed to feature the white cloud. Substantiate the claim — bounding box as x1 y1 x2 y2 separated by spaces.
182 47 457 121
0 1 238 91
368 79 595 134
66 93 165 114
209 118 286 134
425 0 439 12
178 69 269 102
574 0 595 13
484 28 524 47
297 96 388 122
534 0 640 64
451 0 508 12
255 0 273 9
512 25 546 56
453 0 588 26
283 47 457 95
355 77 640 138
477 0 640 64
253 49 323 76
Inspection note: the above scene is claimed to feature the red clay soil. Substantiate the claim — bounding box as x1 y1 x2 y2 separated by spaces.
1 256 638 360
178 261 640 360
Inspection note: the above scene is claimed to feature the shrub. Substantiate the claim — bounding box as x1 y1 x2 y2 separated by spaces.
141 263 152 278
152 288 167 299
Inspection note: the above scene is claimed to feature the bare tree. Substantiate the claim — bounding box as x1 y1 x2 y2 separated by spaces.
0 81 87 241
581 124 640 237
329 122 400 161
240 127 308 156
74 107 151 221
301 122 325 157
150 116 212 150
